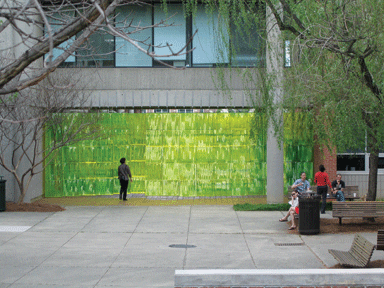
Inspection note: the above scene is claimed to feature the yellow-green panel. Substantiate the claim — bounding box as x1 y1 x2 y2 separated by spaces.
44 113 269 198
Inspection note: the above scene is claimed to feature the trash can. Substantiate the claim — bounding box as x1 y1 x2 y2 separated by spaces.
298 194 321 235
0 176 6 212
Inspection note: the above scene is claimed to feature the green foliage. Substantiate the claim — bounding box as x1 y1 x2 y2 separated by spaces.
279 0 384 154
234 203 290 211
234 201 333 211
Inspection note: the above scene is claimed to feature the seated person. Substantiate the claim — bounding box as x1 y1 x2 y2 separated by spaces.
291 172 311 195
279 191 299 230
332 174 345 202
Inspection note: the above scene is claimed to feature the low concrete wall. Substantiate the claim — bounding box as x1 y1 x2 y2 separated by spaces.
174 269 384 288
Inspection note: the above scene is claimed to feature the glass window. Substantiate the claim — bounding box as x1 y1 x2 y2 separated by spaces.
154 4 186 61
229 8 264 67
46 12 75 63
76 31 115 67
378 157 384 169
192 6 229 66
337 155 365 171
115 5 153 67
285 40 291 67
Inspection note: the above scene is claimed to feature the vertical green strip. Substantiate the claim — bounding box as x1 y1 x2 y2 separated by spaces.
283 112 314 194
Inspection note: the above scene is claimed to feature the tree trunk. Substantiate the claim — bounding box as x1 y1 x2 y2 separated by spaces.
367 145 378 201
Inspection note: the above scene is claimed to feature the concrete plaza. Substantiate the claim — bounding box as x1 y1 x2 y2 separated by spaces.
0 205 383 287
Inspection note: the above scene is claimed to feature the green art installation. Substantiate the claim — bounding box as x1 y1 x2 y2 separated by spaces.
44 113 267 197
44 112 313 198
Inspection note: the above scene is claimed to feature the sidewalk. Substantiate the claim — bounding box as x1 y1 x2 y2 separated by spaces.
0 205 382 287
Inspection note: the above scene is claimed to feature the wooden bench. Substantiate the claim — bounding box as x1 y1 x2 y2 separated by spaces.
312 185 360 201
328 234 375 268
332 201 384 225
377 230 384 250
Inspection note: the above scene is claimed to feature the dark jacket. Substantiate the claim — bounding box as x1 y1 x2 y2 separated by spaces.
118 163 132 181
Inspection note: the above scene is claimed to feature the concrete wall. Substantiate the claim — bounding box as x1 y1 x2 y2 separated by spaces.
59 67 259 109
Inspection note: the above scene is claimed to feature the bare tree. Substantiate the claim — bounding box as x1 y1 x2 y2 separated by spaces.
0 70 101 203
0 0 195 95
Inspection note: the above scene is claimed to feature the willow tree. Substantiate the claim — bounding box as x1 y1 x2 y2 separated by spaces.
261 0 384 201
195 0 384 200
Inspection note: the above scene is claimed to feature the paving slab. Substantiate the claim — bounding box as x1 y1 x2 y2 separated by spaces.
236 210 287 234
62 232 131 250
14 266 108 286
41 246 122 268
96 267 176 287
81 206 148 232
189 206 242 234
134 206 190 233
114 233 188 268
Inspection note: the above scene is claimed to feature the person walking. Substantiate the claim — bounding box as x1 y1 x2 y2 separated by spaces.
118 158 132 201
314 164 332 214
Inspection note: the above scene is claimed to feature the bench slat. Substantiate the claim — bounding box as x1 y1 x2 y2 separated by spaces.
377 230 384 250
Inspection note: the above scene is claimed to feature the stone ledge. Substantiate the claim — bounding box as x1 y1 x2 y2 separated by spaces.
174 269 384 288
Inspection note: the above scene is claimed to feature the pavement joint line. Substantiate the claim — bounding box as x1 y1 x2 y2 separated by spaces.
235 209 257 269
183 205 193 269
93 205 150 287
300 234 328 268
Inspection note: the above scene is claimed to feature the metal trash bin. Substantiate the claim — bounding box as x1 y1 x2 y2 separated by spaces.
0 176 6 212
298 194 321 235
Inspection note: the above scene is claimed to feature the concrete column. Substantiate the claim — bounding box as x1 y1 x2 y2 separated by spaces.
266 4 284 203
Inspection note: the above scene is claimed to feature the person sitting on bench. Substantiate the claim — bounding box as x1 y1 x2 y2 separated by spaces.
332 174 345 202
291 172 311 195
279 191 299 230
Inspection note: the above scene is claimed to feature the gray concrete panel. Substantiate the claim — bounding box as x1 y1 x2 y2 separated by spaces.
192 92 202 107
41 246 121 268
0 211 53 226
184 90 193 107
158 90 168 107
62 232 130 250
97 267 175 287
236 211 287 234
150 90 160 107
141 90 151 107
14 266 108 286
168 91 179 107
0 266 35 286
184 250 255 269
58 67 255 96
88 89 252 108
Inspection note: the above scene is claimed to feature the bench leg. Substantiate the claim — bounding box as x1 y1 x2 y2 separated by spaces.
339 217 342 225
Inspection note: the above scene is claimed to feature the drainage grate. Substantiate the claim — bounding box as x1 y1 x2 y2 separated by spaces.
275 243 305 246
169 244 196 248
